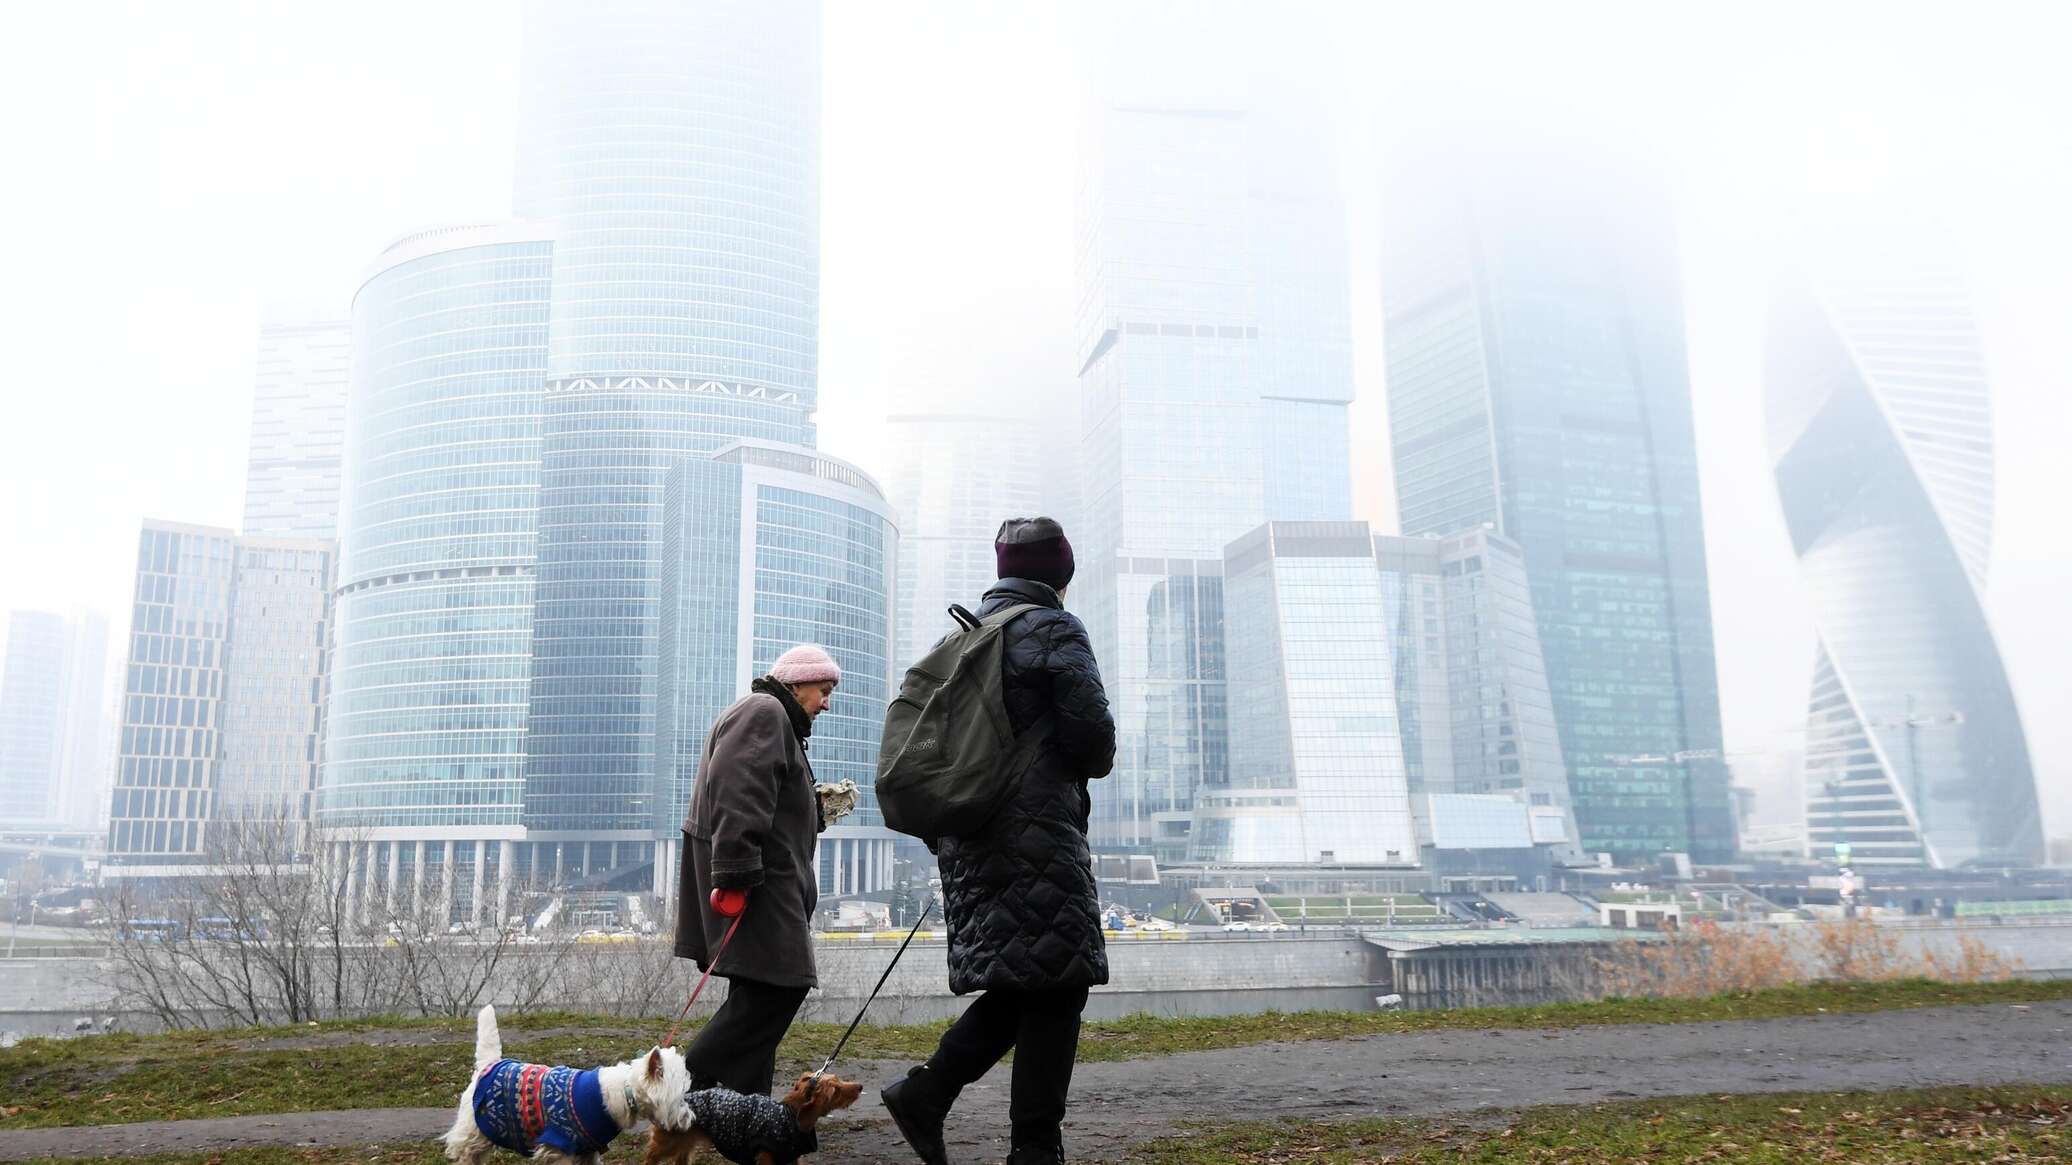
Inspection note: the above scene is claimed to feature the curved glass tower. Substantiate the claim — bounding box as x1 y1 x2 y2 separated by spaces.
1767 254 2043 868
514 0 823 856
656 443 897 897
320 224 553 859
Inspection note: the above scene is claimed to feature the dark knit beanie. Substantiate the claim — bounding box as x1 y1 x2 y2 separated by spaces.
994 517 1075 591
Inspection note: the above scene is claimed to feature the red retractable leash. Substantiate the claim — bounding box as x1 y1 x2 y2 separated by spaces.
662 906 747 1048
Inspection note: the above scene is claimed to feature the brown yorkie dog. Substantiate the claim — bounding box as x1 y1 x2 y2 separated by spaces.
643 1071 863 1165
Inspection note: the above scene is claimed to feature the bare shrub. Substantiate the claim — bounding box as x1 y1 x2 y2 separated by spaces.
103 813 385 1027
1593 918 2027 1000
1594 920 1799 999
1921 933 2026 982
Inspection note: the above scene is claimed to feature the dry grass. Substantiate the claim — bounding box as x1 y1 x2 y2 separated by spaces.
1595 919 2024 999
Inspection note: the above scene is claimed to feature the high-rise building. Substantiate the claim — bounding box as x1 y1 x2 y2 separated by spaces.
54 610 113 830
1767 248 2043 868
1375 529 1581 861
884 413 1045 668
216 538 333 824
1074 88 1355 860
318 223 553 912
1195 523 1416 865
0 611 68 824
514 0 824 869
243 319 351 540
106 523 336 878
105 523 237 875
656 443 898 902
1381 131 1733 863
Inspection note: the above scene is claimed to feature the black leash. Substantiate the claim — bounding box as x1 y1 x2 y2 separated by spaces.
812 900 934 1080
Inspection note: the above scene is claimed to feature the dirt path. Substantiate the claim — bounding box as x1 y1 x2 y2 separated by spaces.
6 1001 2069 1162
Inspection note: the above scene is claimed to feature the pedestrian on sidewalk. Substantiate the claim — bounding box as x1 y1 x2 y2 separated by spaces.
674 644 842 1096
881 518 1118 1165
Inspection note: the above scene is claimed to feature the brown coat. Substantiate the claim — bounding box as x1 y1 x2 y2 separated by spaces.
674 683 822 989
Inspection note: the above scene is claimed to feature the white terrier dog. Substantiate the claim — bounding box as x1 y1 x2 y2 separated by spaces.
443 1004 697 1165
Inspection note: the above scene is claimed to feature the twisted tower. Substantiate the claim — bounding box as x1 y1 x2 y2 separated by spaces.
1767 253 2043 868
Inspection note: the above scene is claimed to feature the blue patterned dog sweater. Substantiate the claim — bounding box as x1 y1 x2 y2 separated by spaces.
471 1059 621 1155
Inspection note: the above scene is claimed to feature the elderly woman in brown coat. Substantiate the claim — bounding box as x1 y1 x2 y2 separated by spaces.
674 644 841 1096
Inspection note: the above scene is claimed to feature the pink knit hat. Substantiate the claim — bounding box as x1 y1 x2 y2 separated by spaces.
770 644 841 685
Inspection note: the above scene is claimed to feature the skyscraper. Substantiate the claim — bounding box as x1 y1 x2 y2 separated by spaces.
1767 246 2043 868
656 443 898 901
1381 132 1733 863
0 611 68 824
1074 86 1355 860
216 538 333 824
1375 529 1581 861
1196 523 1416 865
106 523 237 875
106 523 336 879
54 610 113 830
243 319 351 540
318 223 553 907
883 413 1044 668
514 0 823 865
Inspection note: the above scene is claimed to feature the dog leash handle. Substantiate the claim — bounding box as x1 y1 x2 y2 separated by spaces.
663 906 747 1047
814 900 933 1079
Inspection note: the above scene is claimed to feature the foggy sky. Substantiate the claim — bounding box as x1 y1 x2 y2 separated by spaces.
2 1 2068 833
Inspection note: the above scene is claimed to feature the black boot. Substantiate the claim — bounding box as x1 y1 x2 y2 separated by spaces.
881 1065 954 1165
1005 1143 1064 1165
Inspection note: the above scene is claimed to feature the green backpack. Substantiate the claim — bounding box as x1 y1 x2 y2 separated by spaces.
876 602 1047 844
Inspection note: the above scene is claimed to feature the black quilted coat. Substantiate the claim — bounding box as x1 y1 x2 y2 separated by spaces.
936 577 1117 995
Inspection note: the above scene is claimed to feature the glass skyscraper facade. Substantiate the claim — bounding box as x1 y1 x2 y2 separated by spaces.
243 319 352 541
0 610 69 824
320 224 553 854
1767 249 2043 868
514 0 824 854
656 443 899 900
217 539 332 824
883 413 1045 668
1074 92 1355 860
1376 529 1581 861
1381 133 1733 863
105 522 236 874
1196 523 1416 865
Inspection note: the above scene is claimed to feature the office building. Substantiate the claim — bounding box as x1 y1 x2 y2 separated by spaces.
1375 529 1581 862
1196 523 1415 865
1381 130 1733 862
106 522 336 878
317 223 554 916
1074 85 1356 860
0 611 68 824
1768 248 2043 868
105 523 237 875
216 539 333 824
54 610 113 830
1193 522 1580 871
514 0 824 873
243 319 351 540
655 443 899 901
883 413 1044 668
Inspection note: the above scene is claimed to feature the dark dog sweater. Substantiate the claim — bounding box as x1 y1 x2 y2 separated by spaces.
685 1086 818 1165
472 1059 621 1156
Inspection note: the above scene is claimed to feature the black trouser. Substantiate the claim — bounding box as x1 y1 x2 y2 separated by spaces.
925 985 1090 1150
682 976 810 1096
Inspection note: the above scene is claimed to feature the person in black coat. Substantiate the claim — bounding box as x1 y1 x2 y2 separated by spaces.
881 517 1117 1165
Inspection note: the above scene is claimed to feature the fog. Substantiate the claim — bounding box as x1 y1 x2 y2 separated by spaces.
2 1 2068 833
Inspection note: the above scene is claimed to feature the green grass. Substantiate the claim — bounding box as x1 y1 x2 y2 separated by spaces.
1130 1086 2071 1164
5 979 2069 1130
